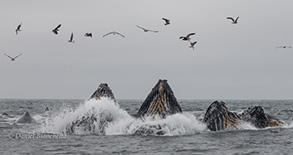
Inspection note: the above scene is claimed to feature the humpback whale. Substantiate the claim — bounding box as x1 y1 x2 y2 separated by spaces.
239 106 283 128
203 101 241 131
203 101 284 131
90 83 116 101
136 79 182 118
66 83 116 134
16 111 37 123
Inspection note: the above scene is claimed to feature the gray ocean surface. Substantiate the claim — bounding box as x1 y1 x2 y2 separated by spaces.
0 99 293 155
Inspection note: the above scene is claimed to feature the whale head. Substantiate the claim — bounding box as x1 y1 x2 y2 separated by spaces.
90 83 116 101
16 111 36 123
203 101 240 131
239 106 283 128
136 79 182 118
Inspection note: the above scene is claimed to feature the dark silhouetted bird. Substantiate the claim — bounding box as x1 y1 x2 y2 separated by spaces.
68 33 74 43
103 31 125 38
276 46 291 49
84 33 92 37
15 23 22 35
137 25 159 33
227 16 239 24
52 24 61 35
4 53 22 61
189 41 197 50
179 33 195 41
162 18 170 26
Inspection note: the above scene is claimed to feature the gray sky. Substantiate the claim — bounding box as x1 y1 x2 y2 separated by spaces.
1 1 292 99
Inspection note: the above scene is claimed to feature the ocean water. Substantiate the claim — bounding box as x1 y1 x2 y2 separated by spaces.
0 99 293 155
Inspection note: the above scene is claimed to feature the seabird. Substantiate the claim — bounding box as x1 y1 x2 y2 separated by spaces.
179 33 195 41
103 31 125 38
68 33 74 43
226 16 239 24
84 33 92 37
276 46 291 49
137 25 159 33
4 53 22 61
162 18 170 26
189 41 198 50
15 23 22 35
52 24 61 35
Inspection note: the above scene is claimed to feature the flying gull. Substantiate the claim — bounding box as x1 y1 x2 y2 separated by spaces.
52 24 61 35
137 25 159 33
4 53 22 61
68 33 75 43
276 46 291 49
226 16 239 24
84 33 92 37
103 31 125 38
15 23 22 35
179 33 195 41
189 41 198 50
162 18 170 26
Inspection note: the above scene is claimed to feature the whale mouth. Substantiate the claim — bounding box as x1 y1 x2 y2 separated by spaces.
136 79 182 118
246 106 265 117
239 106 283 128
90 83 116 101
204 101 240 131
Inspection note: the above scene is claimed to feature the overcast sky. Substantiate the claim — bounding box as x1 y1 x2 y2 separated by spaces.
0 1 292 99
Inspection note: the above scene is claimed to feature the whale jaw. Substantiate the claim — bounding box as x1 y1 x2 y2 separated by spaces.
203 101 240 131
136 79 182 118
90 83 116 101
16 111 36 123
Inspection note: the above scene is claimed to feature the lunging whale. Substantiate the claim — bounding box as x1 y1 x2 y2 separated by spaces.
66 83 116 134
136 79 182 118
203 101 241 131
90 83 116 101
203 101 283 131
16 111 37 123
239 106 283 128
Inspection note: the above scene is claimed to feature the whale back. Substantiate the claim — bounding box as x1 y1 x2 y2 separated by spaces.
16 111 36 123
203 101 241 131
137 79 182 118
90 83 116 101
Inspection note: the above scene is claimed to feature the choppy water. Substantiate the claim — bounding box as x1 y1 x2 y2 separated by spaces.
0 99 293 155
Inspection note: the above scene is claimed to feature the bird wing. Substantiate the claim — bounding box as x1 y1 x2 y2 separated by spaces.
190 41 197 46
116 32 125 38
226 17 235 22
13 53 22 59
70 33 74 41
103 32 113 37
162 18 169 22
52 30 58 34
16 23 22 30
186 33 195 38
235 16 239 22
4 53 13 59
149 30 159 33
55 24 61 29
137 25 147 31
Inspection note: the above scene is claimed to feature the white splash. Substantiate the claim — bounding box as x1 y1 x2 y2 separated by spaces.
39 98 130 134
106 113 206 136
38 98 207 136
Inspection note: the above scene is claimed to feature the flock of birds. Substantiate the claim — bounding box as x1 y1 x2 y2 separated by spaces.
3 16 291 62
